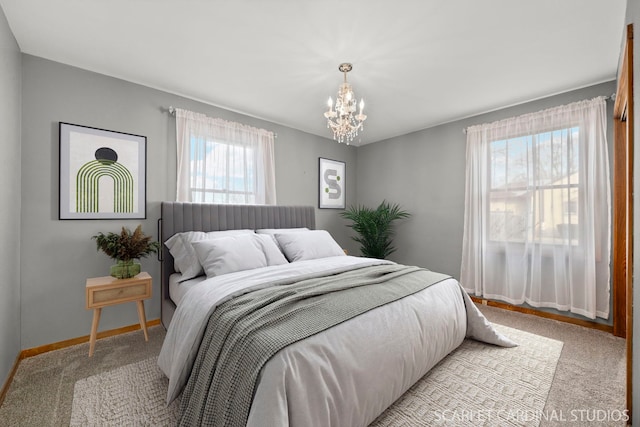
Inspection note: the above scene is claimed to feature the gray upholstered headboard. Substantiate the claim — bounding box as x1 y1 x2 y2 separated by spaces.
159 202 316 328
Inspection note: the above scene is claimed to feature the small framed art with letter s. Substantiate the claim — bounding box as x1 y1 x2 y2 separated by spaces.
319 157 345 209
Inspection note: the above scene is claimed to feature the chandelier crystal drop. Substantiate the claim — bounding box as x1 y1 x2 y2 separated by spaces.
324 63 367 144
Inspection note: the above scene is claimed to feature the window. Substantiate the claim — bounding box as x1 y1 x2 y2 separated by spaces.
189 138 257 204
175 108 276 204
460 97 610 320
488 126 579 245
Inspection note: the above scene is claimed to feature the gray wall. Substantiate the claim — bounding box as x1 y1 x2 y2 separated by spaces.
0 6 21 390
20 55 356 349
626 0 640 417
356 81 615 312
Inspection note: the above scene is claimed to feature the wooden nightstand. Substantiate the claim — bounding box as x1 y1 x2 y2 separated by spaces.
85 272 152 357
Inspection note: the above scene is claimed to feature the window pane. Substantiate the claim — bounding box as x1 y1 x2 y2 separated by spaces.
189 137 256 204
491 140 507 189
489 190 527 242
489 126 579 245
506 136 529 187
536 187 579 245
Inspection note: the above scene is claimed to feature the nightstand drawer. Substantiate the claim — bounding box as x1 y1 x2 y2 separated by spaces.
86 272 152 309
91 282 148 305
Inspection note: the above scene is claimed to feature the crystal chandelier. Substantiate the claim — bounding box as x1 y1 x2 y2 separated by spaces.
324 63 367 144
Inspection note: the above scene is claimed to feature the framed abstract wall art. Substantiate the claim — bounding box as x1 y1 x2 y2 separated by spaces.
318 157 345 209
59 122 147 219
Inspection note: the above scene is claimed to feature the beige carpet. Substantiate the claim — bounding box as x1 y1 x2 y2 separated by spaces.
70 324 562 427
0 326 166 426
70 357 179 426
478 306 627 427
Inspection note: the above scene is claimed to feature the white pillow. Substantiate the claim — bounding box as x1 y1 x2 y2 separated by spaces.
256 227 310 249
192 234 268 277
274 230 346 262
256 227 310 235
164 231 204 275
165 229 254 280
254 234 289 266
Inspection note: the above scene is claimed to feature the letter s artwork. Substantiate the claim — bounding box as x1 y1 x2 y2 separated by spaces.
324 169 342 200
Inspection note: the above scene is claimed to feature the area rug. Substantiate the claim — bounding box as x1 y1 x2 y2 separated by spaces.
70 324 562 427
70 357 179 426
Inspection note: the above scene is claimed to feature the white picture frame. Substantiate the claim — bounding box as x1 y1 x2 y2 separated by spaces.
59 122 147 219
319 157 346 209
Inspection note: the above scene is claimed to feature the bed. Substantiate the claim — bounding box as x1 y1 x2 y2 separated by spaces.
157 202 515 427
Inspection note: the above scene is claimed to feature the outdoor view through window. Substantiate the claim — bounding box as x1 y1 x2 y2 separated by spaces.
489 126 579 245
189 137 256 204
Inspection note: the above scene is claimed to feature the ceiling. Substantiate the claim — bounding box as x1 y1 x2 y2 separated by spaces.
0 0 628 145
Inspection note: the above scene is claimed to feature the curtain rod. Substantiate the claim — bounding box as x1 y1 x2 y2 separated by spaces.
461 93 616 134
164 106 278 138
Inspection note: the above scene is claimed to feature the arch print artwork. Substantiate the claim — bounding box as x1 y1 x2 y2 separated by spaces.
319 157 345 209
59 122 146 219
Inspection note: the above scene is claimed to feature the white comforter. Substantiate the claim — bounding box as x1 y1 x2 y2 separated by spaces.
158 256 516 426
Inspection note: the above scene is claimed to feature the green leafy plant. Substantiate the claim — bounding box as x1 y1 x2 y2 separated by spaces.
340 200 410 259
92 225 160 262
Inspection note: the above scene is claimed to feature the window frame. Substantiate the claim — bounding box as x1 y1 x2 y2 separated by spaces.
486 124 581 248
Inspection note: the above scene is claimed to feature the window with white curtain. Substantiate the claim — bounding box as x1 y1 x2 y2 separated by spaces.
174 108 276 204
489 126 580 246
460 97 610 320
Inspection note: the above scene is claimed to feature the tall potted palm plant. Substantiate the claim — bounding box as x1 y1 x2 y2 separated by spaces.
340 200 410 259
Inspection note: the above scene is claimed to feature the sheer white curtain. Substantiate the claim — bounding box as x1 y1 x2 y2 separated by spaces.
460 97 610 319
175 108 276 204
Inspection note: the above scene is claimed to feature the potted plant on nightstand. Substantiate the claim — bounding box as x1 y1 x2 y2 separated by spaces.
92 225 160 279
340 200 410 259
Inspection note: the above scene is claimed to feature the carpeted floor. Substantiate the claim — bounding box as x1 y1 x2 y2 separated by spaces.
0 305 627 426
479 305 627 427
68 324 561 427
371 323 562 427
0 326 164 426
70 357 180 426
